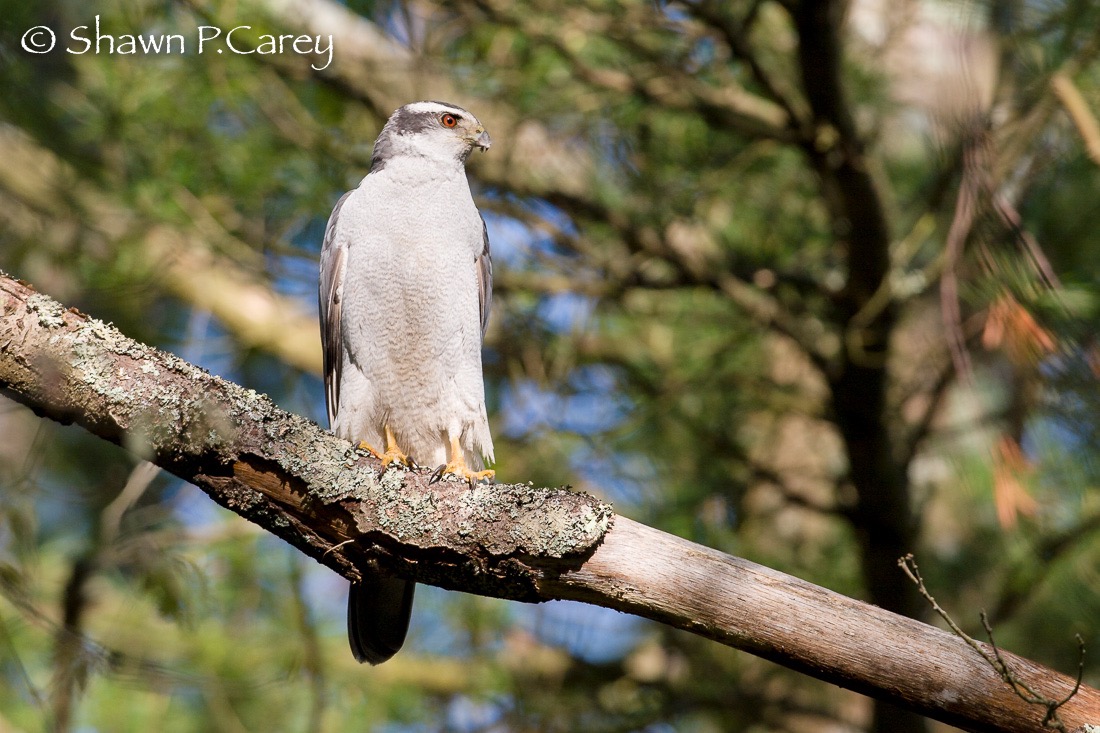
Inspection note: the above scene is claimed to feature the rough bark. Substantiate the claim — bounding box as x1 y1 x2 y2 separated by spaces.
0 271 607 598
2 271 1100 733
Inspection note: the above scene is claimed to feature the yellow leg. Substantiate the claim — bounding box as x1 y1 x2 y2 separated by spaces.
429 435 494 486
379 425 413 468
358 427 412 469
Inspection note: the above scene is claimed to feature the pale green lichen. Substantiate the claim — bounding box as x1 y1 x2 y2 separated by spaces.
20 283 616 577
25 293 65 328
85 318 113 340
306 442 379 504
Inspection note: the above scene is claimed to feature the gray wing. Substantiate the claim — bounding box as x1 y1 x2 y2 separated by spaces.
319 190 353 427
477 216 492 338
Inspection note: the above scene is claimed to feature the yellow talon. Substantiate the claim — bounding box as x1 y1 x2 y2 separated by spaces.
359 427 413 469
380 425 413 468
356 440 381 457
429 436 494 486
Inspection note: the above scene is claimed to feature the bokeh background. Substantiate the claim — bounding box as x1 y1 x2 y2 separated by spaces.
2 1 1100 731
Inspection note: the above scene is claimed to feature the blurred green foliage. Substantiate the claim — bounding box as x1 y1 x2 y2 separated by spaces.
2 0 1100 731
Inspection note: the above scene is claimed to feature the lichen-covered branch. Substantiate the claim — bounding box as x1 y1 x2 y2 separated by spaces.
3 271 1100 733
0 271 611 599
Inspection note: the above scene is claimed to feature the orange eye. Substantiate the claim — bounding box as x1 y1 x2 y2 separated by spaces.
440 113 458 128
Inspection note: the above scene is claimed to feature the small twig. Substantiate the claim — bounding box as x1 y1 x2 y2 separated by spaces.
898 554 984 653
980 611 1050 705
899 554 1087 730
1051 634 1088 727
940 134 985 382
321 539 355 559
992 194 1062 292
1052 73 1100 166
100 461 161 545
288 557 327 733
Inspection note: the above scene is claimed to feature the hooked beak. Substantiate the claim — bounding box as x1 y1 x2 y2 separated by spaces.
475 129 491 151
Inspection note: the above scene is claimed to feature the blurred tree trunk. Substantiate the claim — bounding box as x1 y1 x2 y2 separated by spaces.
793 3 926 728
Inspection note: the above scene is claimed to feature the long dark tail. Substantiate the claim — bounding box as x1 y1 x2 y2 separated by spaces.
347 575 415 665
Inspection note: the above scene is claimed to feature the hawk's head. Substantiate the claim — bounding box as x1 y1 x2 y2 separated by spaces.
370 101 490 172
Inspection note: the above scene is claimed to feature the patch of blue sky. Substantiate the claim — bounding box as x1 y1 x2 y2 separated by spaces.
500 380 558 437
1028 413 1098 507
555 386 624 434
276 244 324 294
296 553 351 627
172 479 239 533
640 725 678 733
480 209 533 267
500 366 631 439
571 359 618 393
444 695 508 733
689 35 717 71
26 432 134 543
569 446 657 508
536 289 596 333
403 585 461 655
480 196 581 260
297 372 327 424
657 0 689 21
521 599 644 664
1030 355 1100 467
365 0 416 48
172 268 325 418
177 308 237 380
293 207 328 255
205 98 247 138
262 217 325 312
519 196 582 237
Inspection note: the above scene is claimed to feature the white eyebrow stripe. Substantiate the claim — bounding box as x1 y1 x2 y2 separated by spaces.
402 101 469 116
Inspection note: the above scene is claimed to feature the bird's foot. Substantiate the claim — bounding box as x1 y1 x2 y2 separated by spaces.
358 432 413 473
428 461 494 488
357 440 382 458
379 448 414 471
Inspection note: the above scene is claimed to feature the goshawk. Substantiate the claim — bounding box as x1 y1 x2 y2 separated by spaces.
319 101 495 664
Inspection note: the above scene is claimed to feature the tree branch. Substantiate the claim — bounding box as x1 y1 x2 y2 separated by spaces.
900 356 956 468
901 555 1089 731
469 0 794 141
3 271 1100 733
0 124 322 375
184 0 598 203
0 271 609 599
687 0 807 130
1053 72 1100 166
